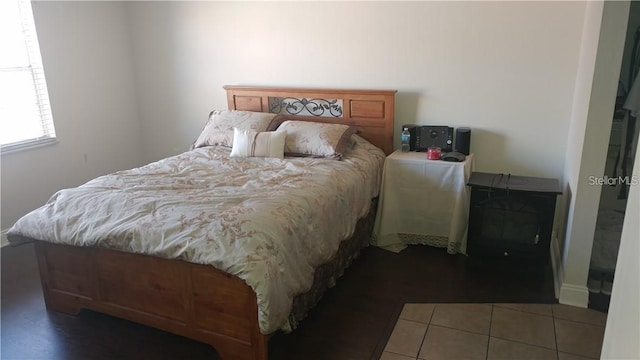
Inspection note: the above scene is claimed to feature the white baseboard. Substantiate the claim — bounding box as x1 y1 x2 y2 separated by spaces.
550 233 590 308
559 283 590 308
1 229 9 248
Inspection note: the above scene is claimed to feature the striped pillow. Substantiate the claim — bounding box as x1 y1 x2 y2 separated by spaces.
230 128 286 159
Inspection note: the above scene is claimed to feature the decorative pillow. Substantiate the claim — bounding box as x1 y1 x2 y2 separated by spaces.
230 128 286 159
275 120 356 160
193 110 282 148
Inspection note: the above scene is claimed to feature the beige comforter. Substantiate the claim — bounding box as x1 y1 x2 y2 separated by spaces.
8 135 385 334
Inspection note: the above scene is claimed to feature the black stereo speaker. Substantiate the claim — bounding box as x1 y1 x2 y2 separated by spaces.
416 126 453 152
455 127 471 155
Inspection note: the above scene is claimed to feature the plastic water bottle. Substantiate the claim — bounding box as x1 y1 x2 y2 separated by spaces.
401 127 411 152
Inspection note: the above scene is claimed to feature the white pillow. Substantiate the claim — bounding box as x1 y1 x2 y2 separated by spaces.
230 128 286 159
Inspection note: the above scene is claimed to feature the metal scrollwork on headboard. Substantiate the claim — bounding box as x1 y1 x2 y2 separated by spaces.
268 97 343 117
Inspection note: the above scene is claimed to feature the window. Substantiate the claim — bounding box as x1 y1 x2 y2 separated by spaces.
0 0 55 154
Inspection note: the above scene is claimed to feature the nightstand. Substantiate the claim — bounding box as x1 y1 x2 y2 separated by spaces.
466 172 562 263
372 150 475 254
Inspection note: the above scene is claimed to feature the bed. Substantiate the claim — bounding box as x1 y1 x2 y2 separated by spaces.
7 86 396 360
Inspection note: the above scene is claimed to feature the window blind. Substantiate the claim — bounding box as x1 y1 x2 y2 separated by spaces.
0 0 56 154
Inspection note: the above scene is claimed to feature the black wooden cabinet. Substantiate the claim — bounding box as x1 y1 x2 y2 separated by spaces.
466 172 562 263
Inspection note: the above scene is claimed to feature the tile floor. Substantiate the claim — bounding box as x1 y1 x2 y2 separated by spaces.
381 303 607 360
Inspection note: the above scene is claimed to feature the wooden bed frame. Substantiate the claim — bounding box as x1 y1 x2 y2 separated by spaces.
224 85 396 155
27 86 396 360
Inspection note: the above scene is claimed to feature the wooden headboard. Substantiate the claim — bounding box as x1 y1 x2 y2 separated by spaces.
224 85 397 155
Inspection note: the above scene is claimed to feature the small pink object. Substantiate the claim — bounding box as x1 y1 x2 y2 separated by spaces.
427 147 442 160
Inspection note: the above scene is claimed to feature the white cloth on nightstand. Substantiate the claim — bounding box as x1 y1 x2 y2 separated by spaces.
372 151 475 254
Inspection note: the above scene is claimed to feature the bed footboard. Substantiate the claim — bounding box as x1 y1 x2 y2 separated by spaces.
27 199 378 360
34 242 268 360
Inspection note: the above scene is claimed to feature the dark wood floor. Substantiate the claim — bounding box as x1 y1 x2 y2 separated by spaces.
1 243 557 360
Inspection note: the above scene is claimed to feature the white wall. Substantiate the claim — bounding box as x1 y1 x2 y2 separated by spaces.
126 1 585 182
559 1 629 307
0 2 144 230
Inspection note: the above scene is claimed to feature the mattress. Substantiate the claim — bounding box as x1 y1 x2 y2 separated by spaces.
8 135 385 334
